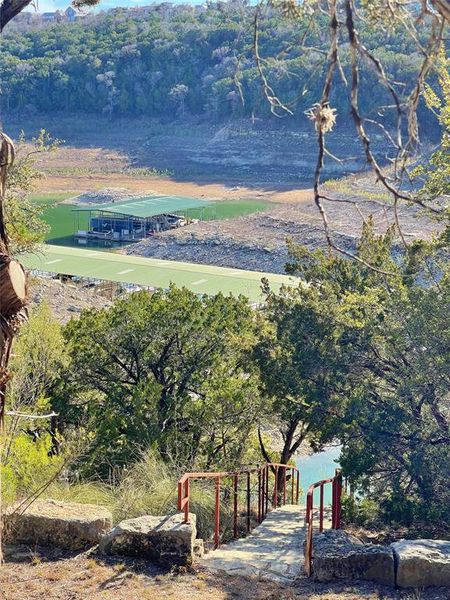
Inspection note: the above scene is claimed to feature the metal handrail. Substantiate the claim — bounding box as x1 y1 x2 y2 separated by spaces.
177 463 300 548
304 468 343 576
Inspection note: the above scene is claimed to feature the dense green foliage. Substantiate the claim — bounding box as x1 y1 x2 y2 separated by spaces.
254 277 344 466
280 227 449 527
5 130 59 253
2 304 67 505
0 3 436 127
5 233 449 528
57 286 260 475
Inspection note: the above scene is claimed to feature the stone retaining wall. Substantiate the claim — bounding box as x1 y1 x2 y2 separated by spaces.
311 530 450 589
3 499 113 551
4 499 449 588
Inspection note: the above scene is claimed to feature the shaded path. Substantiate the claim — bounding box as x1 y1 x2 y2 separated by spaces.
200 505 307 585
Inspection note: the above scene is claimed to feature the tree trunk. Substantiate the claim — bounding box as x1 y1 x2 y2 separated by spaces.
0 131 29 562
258 420 305 506
0 259 27 319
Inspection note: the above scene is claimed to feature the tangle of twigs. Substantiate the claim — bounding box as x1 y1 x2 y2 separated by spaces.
252 0 447 271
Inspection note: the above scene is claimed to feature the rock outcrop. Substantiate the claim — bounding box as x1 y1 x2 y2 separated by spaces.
392 539 450 588
4 499 113 550
311 530 395 586
99 513 197 566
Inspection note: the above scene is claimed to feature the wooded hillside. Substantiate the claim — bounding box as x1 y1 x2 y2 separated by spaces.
0 2 439 129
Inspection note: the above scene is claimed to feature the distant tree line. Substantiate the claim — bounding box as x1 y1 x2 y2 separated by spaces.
0 2 439 130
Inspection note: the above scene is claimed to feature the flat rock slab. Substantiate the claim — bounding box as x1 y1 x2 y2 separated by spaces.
4 499 112 551
99 513 196 566
200 505 306 584
313 530 395 586
392 539 450 588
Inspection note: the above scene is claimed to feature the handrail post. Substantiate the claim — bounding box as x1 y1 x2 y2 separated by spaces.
319 483 324 533
265 465 269 514
233 473 238 539
291 467 295 504
335 469 342 529
246 471 251 533
305 492 311 524
177 479 182 512
184 478 189 523
331 478 336 528
296 469 300 504
305 490 313 576
305 512 313 577
283 466 286 505
273 466 278 508
214 476 220 548
261 466 266 520
257 468 262 523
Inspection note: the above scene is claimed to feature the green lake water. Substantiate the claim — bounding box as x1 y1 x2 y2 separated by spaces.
35 196 271 248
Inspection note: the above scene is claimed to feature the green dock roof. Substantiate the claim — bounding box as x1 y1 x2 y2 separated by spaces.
20 245 297 302
73 195 210 218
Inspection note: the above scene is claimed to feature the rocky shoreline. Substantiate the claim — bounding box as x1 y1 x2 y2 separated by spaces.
125 204 358 273
125 172 442 273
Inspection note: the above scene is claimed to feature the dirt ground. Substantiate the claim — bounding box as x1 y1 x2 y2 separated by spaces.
9 114 366 203
32 144 312 204
35 169 312 204
1 549 447 600
29 276 113 323
12 115 314 203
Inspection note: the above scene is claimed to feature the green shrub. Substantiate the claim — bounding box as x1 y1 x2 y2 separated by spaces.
1 432 64 507
341 493 380 526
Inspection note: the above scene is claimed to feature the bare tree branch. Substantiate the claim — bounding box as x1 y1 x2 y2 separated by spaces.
0 0 33 32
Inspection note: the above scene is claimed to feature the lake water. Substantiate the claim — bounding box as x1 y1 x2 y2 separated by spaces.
296 446 341 506
40 198 270 249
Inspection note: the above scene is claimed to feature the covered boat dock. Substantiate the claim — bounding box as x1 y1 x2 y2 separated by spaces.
73 195 210 242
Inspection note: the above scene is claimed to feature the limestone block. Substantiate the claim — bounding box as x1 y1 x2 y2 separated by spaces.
4 499 112 551
392 539 450 588
99 513 196 566
312 529 395 586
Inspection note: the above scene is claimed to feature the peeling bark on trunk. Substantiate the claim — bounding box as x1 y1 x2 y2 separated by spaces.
0 131 29 562
0 259 27 319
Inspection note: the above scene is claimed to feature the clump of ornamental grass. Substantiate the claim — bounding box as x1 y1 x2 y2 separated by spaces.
113 450 230 541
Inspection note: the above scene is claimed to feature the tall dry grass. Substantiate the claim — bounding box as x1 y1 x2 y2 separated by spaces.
45 450 242 543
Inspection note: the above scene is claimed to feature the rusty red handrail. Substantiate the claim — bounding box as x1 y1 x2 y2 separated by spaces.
304 468 342 576
177 463 300 549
